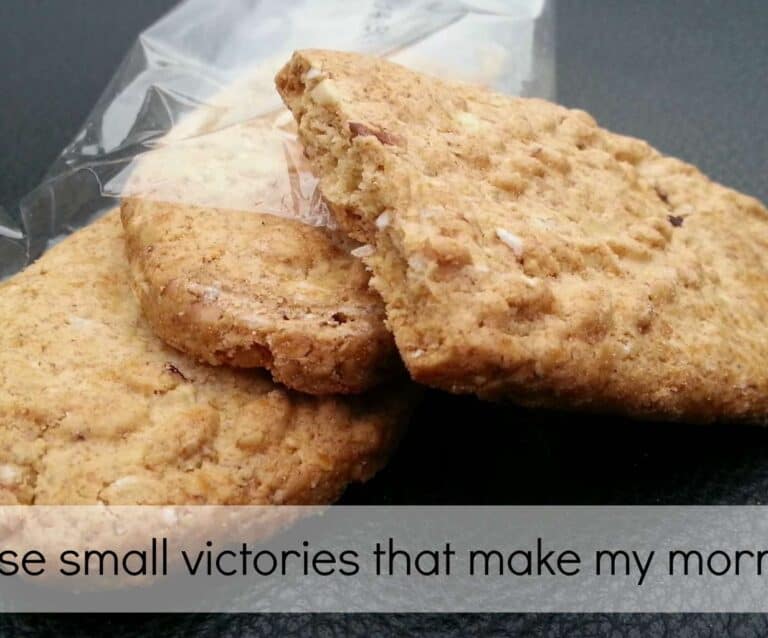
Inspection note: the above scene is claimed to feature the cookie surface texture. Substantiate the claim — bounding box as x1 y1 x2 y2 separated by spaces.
0 212 408 504
121 110 396 395
277 49 768 423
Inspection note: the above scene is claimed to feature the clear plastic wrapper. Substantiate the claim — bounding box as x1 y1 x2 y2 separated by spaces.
0 0 554 279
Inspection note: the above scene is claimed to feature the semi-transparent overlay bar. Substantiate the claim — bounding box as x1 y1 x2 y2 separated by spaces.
2 506 768 612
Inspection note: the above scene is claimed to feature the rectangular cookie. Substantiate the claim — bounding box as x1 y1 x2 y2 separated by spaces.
277 49 768 423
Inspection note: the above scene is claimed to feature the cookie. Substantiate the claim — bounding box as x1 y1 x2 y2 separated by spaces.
0 211 409 504
120 111 396 395
277 49 768 422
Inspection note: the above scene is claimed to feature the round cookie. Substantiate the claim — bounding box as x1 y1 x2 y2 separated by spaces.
120 111 396 395
0 211 409 505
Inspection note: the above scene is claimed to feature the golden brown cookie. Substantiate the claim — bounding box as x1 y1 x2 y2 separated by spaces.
277 49 768 423
120 112 396 395
0 211 410 505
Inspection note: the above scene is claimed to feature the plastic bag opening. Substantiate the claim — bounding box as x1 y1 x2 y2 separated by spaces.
3 0 554 277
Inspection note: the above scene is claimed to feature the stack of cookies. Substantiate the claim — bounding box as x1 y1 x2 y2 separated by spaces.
0 62 412 507
3 50 768 506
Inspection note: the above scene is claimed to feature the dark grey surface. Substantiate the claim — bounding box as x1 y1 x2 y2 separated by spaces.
0 0 176 212
1 0 768 635
556 0 768 205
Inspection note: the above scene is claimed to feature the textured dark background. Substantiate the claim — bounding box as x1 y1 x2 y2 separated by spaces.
1 0 767 635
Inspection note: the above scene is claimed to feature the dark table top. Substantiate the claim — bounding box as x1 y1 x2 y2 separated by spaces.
1 0 767 635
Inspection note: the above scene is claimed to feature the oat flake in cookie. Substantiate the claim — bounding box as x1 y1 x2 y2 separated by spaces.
121 112 397 395
0 212 409 504
277 49 768 423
